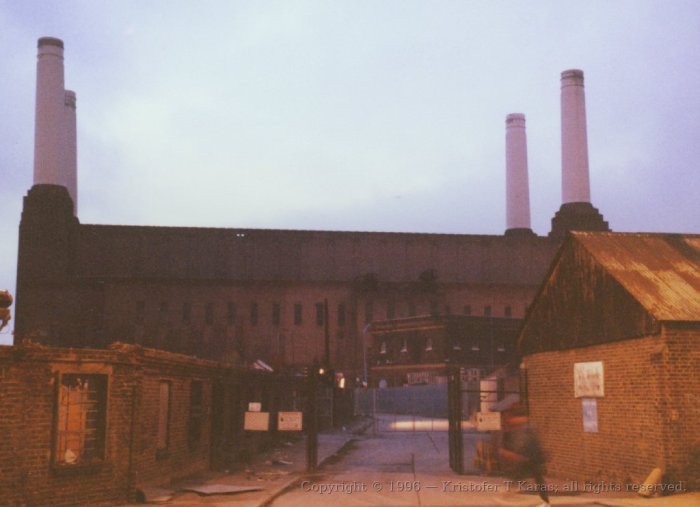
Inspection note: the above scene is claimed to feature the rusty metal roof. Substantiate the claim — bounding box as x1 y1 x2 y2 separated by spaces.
573 232 700 322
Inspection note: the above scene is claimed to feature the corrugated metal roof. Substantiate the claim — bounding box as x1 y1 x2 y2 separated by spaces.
573 232 700 321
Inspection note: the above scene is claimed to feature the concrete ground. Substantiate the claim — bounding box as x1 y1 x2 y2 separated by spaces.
122 416 700 507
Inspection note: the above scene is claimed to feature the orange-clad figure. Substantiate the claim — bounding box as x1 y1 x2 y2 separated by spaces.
498 403 550 507
0 290 12 332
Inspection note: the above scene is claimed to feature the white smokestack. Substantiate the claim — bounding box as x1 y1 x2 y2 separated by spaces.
63 90 77 213
561 69 591 204
505 113 532 232
34 37 66 188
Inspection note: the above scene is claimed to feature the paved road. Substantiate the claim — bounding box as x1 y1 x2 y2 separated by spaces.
118 416 700 506
271 430 565 506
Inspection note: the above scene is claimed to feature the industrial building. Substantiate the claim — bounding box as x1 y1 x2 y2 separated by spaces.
367 314 520 388
15 37 609 383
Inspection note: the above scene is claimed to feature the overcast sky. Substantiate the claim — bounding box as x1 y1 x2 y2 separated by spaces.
1 1 699 344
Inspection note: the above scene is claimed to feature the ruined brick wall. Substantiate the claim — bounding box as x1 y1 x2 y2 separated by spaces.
0 348 137 506
131 355 214 486
0 345 225 507
524 334 670 485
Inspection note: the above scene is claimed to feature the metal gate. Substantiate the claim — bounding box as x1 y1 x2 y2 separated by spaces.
448 367 527 474
447 369 464 472
354 384 448 432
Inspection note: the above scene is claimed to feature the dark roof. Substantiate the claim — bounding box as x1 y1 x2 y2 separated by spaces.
573 232 700 322
73 222 559 285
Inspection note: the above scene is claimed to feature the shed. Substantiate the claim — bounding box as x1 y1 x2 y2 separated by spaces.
518 232 700 488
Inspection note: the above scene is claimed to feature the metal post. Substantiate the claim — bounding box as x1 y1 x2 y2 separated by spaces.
372 388 377 434
448 368 464 474
306 366 318 472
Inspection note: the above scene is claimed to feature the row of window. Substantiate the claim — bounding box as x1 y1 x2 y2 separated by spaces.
135 301 346 327
378 338 508 354
54 373 204 467
135 301 517 326
366 303 513 322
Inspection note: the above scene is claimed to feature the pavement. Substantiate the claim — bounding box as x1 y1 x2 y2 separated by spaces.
121 416 700 507
121 418 372 507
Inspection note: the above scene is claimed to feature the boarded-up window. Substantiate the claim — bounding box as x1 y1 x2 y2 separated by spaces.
54 374 107 465
157 381 171 453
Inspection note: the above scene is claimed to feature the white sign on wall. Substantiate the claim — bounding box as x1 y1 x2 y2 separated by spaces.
475 411 502 431
582 398 599 432
244 411 269 431
574 361 604 398
278 411 303 431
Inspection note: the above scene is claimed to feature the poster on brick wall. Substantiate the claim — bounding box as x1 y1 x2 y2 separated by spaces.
582 398 598 432
574 361 604 398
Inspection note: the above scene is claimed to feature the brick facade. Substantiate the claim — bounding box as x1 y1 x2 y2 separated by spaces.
15 185 558 379
525 328 700 485
661 325 700 484
520 233 700 489
525 335 666 483
369 315 520 387
0 343 295 507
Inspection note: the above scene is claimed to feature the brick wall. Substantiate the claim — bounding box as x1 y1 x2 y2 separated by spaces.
524 334 670 484
0 344 227 506
132 366 212 486
661 325 700 483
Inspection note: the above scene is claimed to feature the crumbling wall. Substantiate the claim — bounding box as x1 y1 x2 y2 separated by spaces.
0 344 224 506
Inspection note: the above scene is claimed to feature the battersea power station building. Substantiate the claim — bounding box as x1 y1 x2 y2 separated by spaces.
15 37 609 380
